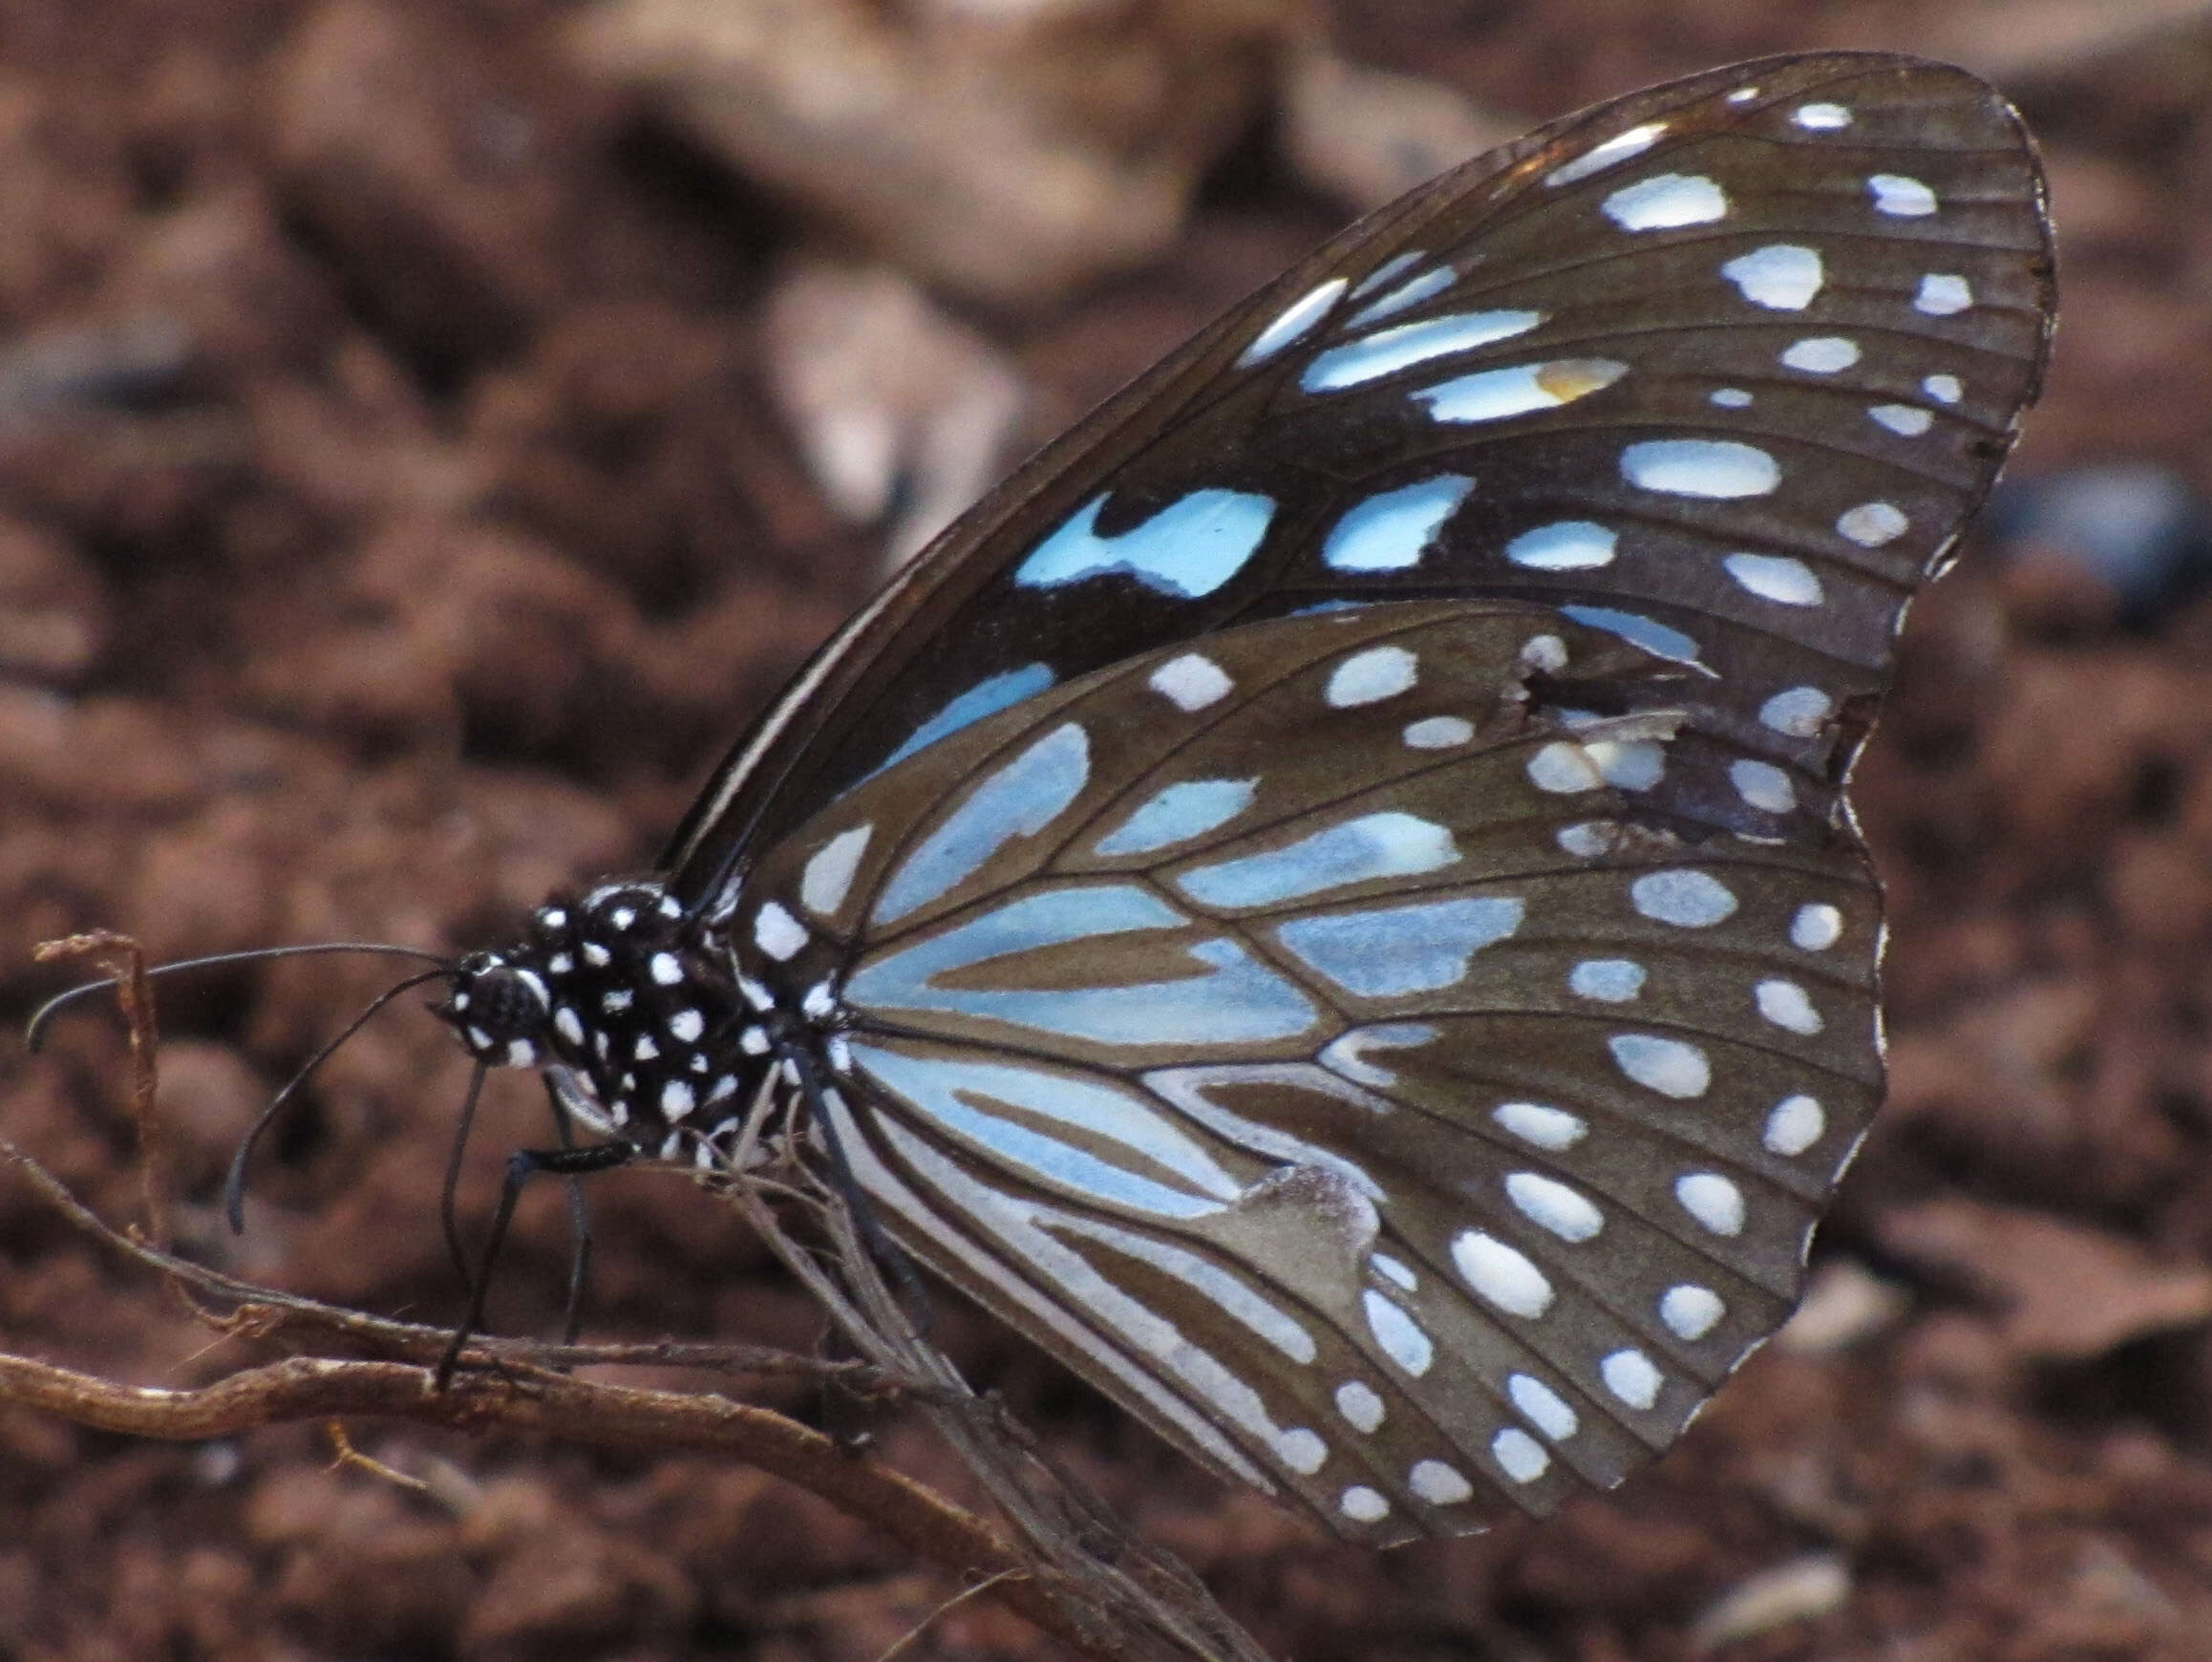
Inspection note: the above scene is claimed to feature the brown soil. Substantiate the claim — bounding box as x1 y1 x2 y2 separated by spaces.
3 3 2211 1659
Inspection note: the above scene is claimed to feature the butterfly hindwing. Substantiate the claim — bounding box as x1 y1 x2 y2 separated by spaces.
736 604 1883 1541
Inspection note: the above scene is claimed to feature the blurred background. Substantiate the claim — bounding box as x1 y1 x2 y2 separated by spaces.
3 2 2212 1658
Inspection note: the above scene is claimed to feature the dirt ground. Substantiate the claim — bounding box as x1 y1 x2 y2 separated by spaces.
4 2 2212 1658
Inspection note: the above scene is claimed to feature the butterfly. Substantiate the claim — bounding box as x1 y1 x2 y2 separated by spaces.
430 53 2053 1545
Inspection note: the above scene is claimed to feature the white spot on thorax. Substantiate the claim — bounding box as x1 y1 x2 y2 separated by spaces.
661 1079 696 1119
649 951 684 986
668 1008 705 1042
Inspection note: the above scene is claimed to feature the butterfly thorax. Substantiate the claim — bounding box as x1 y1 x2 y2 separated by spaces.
438 879 770 1162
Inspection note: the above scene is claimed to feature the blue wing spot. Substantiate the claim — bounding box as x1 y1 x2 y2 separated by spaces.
846 888 1319 1046
874 723 1090 923
1321 476 1475 571
1094 778 1258 856
1016 490 1276 599
878 663 1055 772
1277 896 1525 996
1301 310 1544 394
1560 605 1704 665
1177 812 1458 908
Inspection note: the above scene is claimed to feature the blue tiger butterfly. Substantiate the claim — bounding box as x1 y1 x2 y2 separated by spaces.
423 53 2052 1544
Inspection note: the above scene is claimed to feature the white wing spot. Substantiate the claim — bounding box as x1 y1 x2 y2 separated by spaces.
1711 387 1753 408
1339 1485 1391 1523
1609 1033 1712 1098
1452 1230 1555 1318
1923 373 1963 404
1720 244 1822 309
1675 1172 1746 1236
1916 274 1972 315
1760 685 1833 736
1622 439 1780 499
801 825 874 917
1793 101 1851 129
1764 1094 1827 1156
1411 358 1627 424
1756 977 1823 1034
1493 1101 1586 1150
1631 869 1737 927
1792 903 1843 951
1507 1172 1605 1242
1556 821 1613 859
1506 520 1615 569
1868 174 1937 217
1508 1374 1581 1440
1492 1428 1550 1484
1527 740 1602 794
1780 335 1860 373
1601 1348 1664 1409
1403 715 1474 749
1335 1380 1385 1432
1545 121 1667 186
1272 1427 1329 1475
1602 173 1729 230
1150 653 1232 711
1410 1458 1476 1504
1327 645 1418 707
1724 553 1824 607
1870 403 1934 437
1363 1289 1436 1376
1730 758 1797 814
754 903 807 962
1568 958 1645 1002
1661 1284 1727 1340
1372 1253 1418 1291
1237 277 1347 367
1839 501 1909 547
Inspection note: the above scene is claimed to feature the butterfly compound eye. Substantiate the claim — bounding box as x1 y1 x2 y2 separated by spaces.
448 959 550 1045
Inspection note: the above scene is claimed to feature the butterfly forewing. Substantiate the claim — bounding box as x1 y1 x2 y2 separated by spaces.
666 53 2051 903
739 604 1885 1541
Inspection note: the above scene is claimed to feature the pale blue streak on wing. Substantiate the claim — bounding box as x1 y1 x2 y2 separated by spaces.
1177 812 1459 908
847 886 1320 1045
1320 475 1476 571
877 662 1056 772
1094 778 1258 856
1015 489 1277 599
1345 266 1456 328
1276 895 1526 996
848 1040 1243 1216
1300 309 1543 393
874 723 1090 924
1560 604 1704 665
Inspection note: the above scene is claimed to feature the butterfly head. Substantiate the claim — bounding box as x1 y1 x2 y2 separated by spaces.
437 880 756 1151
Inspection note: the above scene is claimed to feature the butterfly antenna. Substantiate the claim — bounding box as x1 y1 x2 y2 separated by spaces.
223 966 452 1233
28 941 451 1053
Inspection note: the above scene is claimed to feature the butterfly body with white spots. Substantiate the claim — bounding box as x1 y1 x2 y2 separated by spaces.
439 53 2052 1544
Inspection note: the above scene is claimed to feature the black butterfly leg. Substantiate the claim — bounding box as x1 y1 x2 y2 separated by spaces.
544 1078 596 1346
434 1139 635 1388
